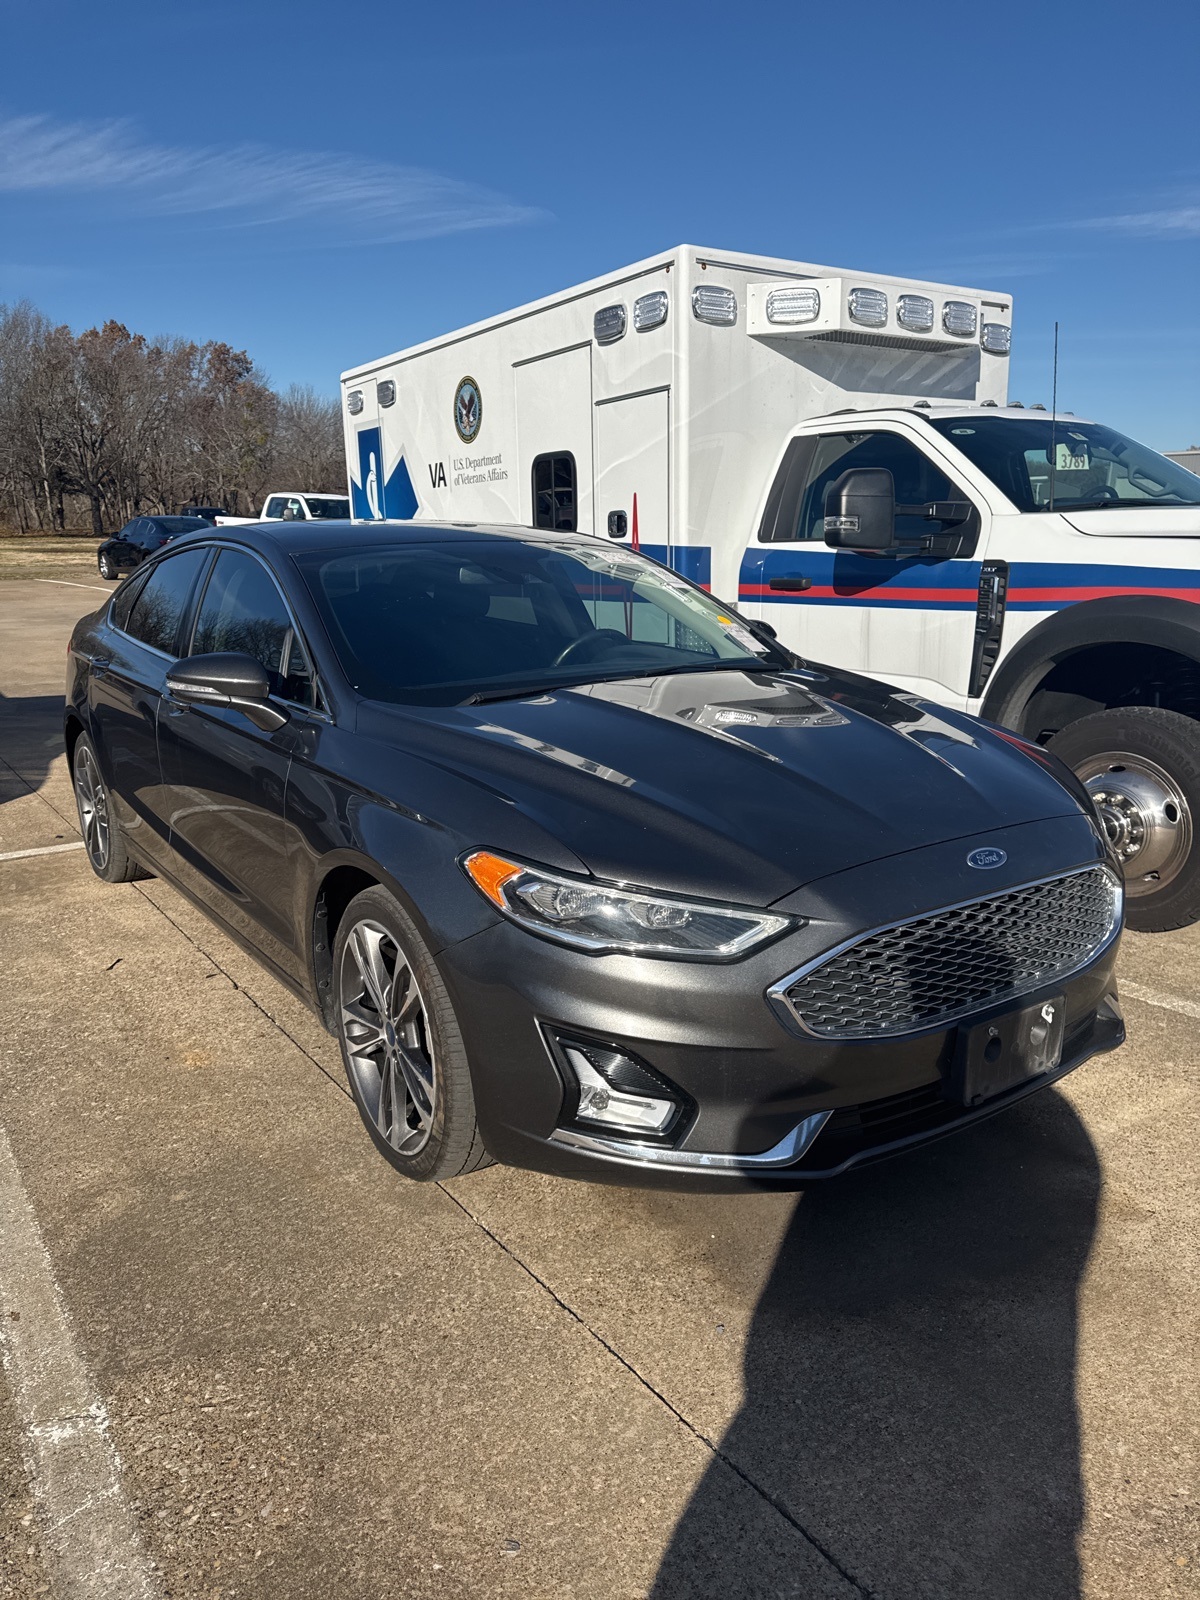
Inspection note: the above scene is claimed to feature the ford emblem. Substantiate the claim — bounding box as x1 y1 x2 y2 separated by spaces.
967 847 1007 870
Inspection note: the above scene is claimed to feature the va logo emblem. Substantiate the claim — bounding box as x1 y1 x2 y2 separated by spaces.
967 847 1007 869
454 376 482 443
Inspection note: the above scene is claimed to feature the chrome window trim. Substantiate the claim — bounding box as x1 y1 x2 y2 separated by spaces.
766 864 1123 1041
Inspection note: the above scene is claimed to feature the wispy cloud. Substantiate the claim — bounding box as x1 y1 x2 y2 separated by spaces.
1071 201 1200 239
0 114 541 241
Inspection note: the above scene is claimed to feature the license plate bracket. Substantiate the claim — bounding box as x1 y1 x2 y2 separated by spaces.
947 995 1066 1108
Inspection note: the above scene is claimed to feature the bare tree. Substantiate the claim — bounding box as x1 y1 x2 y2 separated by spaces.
0 302 343 534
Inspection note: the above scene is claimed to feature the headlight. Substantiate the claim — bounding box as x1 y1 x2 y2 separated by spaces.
461 851 794 960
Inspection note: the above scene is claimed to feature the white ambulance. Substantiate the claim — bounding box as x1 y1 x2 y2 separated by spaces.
340 245 1200 931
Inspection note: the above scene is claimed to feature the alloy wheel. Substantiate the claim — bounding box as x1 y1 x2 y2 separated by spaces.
74 745 111 870
1077 749 1192 898
339 919 437 1155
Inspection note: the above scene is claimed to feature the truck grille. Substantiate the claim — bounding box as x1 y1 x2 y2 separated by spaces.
780 867 1120 1040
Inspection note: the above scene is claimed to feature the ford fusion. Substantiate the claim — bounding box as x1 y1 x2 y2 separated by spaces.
65 522 1125 1187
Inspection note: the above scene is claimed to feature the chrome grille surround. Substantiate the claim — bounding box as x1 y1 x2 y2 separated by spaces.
770 866 1122 1041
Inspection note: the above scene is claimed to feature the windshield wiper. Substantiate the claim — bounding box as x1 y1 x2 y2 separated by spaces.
459 658 781 706
1064 498 1198 512
462 681 581 705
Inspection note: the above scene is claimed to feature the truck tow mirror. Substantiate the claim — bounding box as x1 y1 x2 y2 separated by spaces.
823 469 897 552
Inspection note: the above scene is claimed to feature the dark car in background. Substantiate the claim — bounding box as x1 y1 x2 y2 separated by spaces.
65 521 1125 1189
97 515 210 580
181 505 225 524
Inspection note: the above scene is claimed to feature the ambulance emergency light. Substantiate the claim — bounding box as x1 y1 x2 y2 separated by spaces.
747 278 1001 354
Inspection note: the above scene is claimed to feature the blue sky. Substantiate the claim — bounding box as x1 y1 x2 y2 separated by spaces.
2 0 1198 448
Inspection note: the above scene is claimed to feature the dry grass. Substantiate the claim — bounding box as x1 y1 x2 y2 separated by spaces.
0 535 105 585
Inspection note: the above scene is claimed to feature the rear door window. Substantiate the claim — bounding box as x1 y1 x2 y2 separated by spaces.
532 453 577 531
122 547 211 654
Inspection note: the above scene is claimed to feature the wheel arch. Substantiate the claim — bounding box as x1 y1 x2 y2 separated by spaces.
63 710 86 770
308 852 455 1032
982 596 1200 739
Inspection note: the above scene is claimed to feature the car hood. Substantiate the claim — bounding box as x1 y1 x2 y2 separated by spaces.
1063 506 1200 538
357 666 1092 906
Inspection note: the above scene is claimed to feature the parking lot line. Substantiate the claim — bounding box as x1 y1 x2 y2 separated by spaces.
1121 977 1200 1024
0 841 85 863
33 579 110 594
0 1125 160 1600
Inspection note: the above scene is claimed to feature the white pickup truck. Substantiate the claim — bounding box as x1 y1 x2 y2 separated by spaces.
215 490 350 527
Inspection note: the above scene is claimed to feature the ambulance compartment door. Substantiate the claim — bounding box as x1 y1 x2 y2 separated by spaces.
594 388 670 561
514 344 594 535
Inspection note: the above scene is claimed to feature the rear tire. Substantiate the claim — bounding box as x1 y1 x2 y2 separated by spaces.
71 734 147 883
332 886 492 1181
1048 706 1200 932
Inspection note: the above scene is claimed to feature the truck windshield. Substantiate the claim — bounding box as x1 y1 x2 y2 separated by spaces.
296 539 791 705
927 417 1200 513
304 496 351 519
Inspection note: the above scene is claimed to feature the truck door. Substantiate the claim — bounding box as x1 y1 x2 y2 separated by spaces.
594 389 670 559
742 428 986 705
515 344 594 534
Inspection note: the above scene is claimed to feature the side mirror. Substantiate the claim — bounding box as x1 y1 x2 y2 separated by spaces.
165 652 288 731
823 468 898 552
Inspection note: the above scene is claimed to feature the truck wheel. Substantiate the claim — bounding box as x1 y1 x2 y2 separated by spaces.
1047 707 1200 933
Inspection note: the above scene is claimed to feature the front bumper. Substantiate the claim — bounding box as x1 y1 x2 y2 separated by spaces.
436 815 1124 1190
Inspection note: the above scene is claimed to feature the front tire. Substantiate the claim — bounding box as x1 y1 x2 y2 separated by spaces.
71 734 146 883
1048 706 1200 932
333 886 491 1181
98 552 117 580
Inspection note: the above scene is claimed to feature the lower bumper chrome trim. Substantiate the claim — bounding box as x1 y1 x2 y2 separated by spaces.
548 1110 832 1173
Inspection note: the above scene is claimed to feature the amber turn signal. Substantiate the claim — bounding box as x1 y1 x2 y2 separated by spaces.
462 850 523 908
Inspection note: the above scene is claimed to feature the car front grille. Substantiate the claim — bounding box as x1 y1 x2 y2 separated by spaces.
780 866 1120 1040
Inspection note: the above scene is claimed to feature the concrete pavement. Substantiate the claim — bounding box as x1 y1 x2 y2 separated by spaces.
0 577 1196 1599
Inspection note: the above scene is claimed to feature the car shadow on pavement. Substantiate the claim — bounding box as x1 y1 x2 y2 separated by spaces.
650 1090 1099 1600
0 692 68 791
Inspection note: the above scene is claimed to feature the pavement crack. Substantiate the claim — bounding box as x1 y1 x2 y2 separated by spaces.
436 1184 878 1600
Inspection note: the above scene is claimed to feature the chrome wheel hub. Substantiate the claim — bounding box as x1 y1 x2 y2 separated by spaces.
339 920 436 1155
73 746 110 869
1076 750 1191 897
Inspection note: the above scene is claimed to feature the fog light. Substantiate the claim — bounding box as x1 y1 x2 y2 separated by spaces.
553 1035 687 1140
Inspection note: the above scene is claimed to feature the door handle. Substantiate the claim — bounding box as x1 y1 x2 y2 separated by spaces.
89 656 112 676
768 576 813 592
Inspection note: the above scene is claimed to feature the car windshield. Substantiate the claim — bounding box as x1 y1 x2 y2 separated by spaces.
150 516 209 534
303 496 351 519
296 539 790 705
927 416 1200 513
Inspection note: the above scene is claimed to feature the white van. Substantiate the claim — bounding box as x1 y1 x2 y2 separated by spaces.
341 245 1200 931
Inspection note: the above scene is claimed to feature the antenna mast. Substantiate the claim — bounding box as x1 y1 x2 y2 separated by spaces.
1048 321 1060 511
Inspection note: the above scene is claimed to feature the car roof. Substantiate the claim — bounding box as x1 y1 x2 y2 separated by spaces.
170 519 603 557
